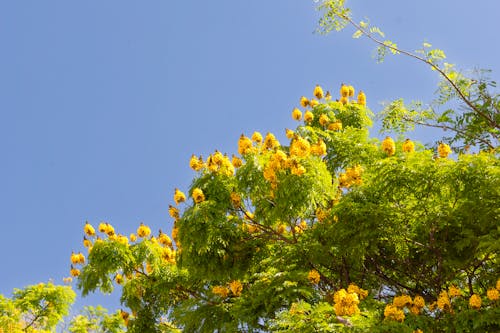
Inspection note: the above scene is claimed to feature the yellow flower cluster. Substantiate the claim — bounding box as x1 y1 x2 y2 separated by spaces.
307 269 321 284
292 108 302 121
98 222 115 236
382 136 396 156
438 142 452 158
212 285 230 298
189 155 204 171
338 165 363 188
230 192 241 208
487 288 499 301
205 150 235 176
238 134 254 155
290 136 311 158
469 294 481 309
328 121 342 131
168 205 180 220
333 288 360 316
448 285 461 298
70 252 85 265
84 222 95 236
192 188 205 204
347 283 368 300
262 132 280 150
229 280 243 296
384 304 405 322
174 188 186 205
137 222 151 238
402 138 415 153
310 139 327 156
385 294 426 321
437 290 451 311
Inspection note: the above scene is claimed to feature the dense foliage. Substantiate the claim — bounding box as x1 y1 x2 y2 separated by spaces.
1 1 499 332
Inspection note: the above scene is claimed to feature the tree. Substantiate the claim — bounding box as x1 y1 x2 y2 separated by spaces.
8 1 493 332
74 79 499 331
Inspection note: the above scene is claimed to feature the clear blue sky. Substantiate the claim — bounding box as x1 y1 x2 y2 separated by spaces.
1 1 499 312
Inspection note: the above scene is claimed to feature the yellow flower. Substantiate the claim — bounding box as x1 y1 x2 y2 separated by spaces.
192 188 205 203
285 128 294 139
244 211 254 220
70 267 80 277
310 99 319 107
307 269 321 284
333 289 360 316
277 224 287 234
487 288 499 301
169 205 180 219
313 84 324 99
382 136 396 156
437 291 451 311
189 154 204 171
104 223 115 236
115 274 124 285
84 222 95 237
229 280 243 296
413 330 423 333
230 192 241 207
347 85 355 97
340 84 349 98
300 96 309 108
238 134 254 155
448 285 461 298
70 252 81 265
438 143 452 158
263 132 280 150
291 164 306 176
393 295 412 308
311 139 327 156
384 304 405 322
328 121 342 131
469 294 481 309
292 108 302 121
357 91 366 106
319 114 330 127
290 136 311 158
174 188 186 205
402 139 415 153
98 222 107 233
117 234 128 245
129 233 137 242
232 154 243 168
83 237 92 248
410 305 421 315
340 96 349 105
325 90 332 100
137 223 151 238
304 110 314 123
413 295 425 308
347 283 368 299
212 285 230 298
251 131 263 143
158 230 172 247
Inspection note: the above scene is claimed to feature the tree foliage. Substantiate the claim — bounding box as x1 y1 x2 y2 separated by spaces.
1 2 499 333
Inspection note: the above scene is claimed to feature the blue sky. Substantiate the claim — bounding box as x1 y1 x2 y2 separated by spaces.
1 1 499 311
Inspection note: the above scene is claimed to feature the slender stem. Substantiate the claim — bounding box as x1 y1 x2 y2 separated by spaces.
402 116 495 149
338 13 499 131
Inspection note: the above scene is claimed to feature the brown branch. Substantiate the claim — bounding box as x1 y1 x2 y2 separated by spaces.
401 116 495 149
336 12 500 131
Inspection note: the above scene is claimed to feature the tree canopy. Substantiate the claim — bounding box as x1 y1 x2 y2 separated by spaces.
1 1 499 332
